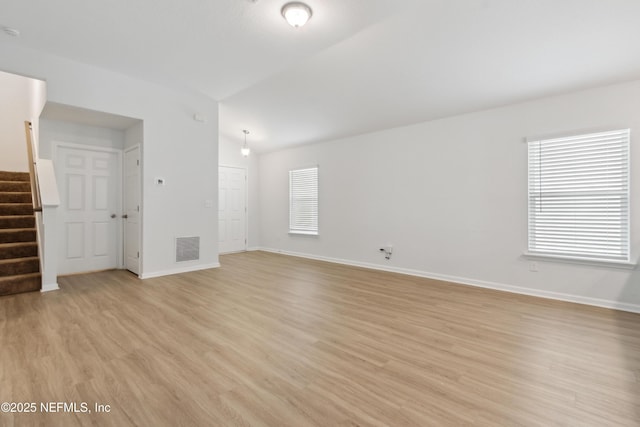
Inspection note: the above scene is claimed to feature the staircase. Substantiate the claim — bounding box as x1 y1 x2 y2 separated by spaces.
0 171 40 296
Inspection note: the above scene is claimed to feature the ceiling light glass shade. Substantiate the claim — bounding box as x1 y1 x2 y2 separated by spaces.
241 129 251 157
281 2 312 28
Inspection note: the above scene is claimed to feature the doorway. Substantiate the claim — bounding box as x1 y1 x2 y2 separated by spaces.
218 166 247 253
55 143 122 275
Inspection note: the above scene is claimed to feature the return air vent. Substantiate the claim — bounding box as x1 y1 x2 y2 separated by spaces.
176 236 200 262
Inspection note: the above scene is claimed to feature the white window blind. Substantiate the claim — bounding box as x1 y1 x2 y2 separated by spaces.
528 129 630 262
289 167 318 235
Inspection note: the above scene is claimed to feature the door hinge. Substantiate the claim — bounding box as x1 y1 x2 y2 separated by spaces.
137 251 140 258
137 205 140 212
137 159 140 166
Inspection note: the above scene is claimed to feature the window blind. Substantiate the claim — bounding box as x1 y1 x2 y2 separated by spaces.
289 167 318 235
528 129 630 262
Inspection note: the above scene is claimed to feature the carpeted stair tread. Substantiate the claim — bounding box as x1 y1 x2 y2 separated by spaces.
0 256 39 276
0 171 30 182
0 181 31 192
0 203 34 215
0 192 32 203
0 228 37 244
0 242 38 260
0 171 40 296
0 215 35 229
0 272 41 296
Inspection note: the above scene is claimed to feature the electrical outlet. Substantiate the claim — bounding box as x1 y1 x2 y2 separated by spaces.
379 245 393 260
529 261 538 272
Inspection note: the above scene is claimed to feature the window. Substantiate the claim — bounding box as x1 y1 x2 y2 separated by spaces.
528 129 630 263
289 166 318 235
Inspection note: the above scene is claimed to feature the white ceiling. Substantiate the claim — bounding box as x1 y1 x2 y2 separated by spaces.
2 0 640 152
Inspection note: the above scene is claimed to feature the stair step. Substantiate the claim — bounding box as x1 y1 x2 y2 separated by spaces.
0 171 30 182
0 181 31 192
0 272 41 296
0 215 35 229
0 257 39 277
0 192 32 203
0 228 37 244
0 242 38 260
0 203 34 216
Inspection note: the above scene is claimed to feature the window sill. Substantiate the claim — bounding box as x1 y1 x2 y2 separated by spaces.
289 231 318 236
523 252 637 270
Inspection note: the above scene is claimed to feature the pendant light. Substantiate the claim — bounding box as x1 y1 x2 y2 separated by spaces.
241 130 251 157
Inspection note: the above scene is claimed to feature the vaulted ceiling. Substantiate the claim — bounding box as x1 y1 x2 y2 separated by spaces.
2 0 640 152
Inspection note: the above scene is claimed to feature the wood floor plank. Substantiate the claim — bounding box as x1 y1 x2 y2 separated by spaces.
0 250 639 426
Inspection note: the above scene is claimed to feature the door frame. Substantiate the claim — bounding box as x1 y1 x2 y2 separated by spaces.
219 164 248 253
53 141 124 270
124 144 142 277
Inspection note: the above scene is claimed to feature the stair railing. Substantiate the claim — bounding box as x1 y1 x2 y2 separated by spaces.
24 121 42 212
24 121 60 292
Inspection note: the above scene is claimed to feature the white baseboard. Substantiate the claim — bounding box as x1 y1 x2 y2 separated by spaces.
247 247 261 252
41 282 59 292
140 262 221 279
257 247 640 314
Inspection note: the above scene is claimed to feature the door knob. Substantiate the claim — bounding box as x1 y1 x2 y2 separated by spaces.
110 214 116 218
122 214 128 219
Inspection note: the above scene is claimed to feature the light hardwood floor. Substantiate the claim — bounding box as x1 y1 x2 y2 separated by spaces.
1 251 639 426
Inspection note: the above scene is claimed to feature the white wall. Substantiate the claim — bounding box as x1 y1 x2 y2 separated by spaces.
39 119 125 159
0 44 219 278
259 80 640 312
125 121 144 149
219 135 260 249
0 70 46 171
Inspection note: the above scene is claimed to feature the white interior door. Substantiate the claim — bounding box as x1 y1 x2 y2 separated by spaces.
124 146 141 275
57 145 120 275
219 166 246 254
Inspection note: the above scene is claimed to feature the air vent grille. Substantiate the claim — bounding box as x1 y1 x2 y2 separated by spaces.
176 236 200 262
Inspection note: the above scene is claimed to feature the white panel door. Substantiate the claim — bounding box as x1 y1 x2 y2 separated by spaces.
219 166 246 253
57 146 120 275
124 146 141 275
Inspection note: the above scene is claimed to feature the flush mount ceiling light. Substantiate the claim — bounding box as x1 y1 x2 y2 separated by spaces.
281 2 312 28
241 129 251 157
2 27 20 37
